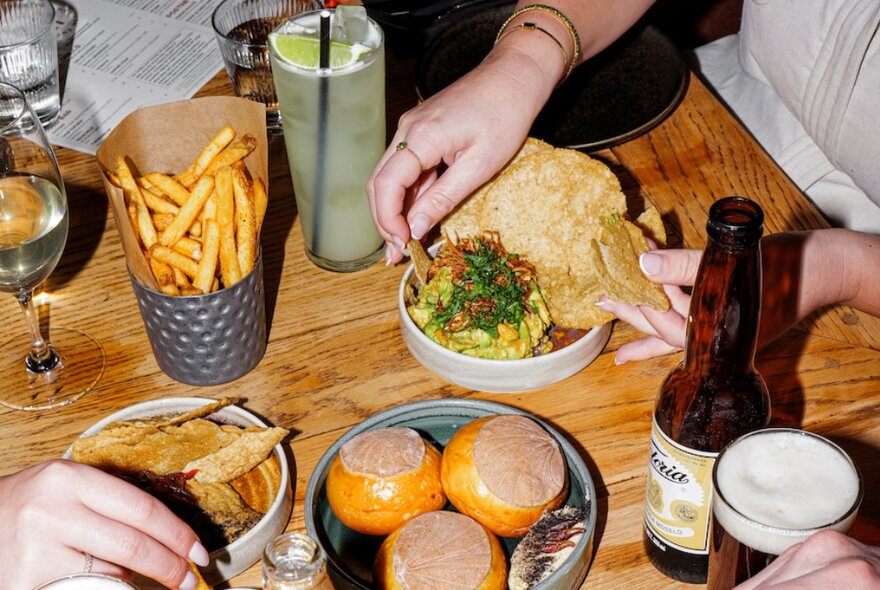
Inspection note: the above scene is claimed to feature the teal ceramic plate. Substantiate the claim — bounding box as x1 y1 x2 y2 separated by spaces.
305 398 596 589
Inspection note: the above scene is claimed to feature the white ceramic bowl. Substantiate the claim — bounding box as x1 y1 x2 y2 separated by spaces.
398 251 612 393
63 397 292 587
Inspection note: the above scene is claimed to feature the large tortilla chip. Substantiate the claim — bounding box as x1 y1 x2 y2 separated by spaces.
443 137 553 240
634 206 667 247
188 480 262 541
71 418 239 474
185 426 287 483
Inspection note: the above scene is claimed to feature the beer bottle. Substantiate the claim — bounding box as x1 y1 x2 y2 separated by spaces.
642 196 771 583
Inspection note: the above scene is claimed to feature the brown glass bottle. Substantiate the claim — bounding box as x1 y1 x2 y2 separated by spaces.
642 197 771 583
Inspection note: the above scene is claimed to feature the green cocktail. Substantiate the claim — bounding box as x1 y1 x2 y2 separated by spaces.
269 8 385 272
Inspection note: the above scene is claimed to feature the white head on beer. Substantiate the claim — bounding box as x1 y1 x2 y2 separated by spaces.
34 574 139 589
713 428 862 556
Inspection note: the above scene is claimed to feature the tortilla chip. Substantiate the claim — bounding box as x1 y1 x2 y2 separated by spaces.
543 268 614 330
185 426 287 483
634 206 667 247
189 562 212 590
443 137 553 240
590 218 669 311
188 480 263 541
104 398 239 431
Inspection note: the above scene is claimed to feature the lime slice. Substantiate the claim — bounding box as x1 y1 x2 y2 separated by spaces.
269 33 369 68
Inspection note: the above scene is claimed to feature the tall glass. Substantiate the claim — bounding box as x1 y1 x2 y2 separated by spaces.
0 81 104 411
0 0 60 126
707 428 863 589
269 7 385 272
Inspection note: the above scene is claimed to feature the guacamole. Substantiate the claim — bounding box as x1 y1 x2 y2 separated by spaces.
406 234 553 359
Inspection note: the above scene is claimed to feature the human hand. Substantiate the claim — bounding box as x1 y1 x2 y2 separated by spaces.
734 530 880 589
367 45 558 265
597 248 701 364
1 460 209 590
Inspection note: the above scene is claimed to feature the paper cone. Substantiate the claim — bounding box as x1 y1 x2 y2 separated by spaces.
95 97 269 289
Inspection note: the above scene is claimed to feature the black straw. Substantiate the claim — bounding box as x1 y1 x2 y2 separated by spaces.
313 10 332 254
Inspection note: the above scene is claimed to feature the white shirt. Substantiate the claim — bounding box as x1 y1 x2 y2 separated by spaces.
690 0 880 233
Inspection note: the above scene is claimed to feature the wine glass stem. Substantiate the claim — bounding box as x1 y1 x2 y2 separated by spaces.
16 290 60 373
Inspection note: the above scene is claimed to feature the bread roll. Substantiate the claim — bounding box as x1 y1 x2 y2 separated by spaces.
374 511 507 590
441 415 567 537
326 427 446 535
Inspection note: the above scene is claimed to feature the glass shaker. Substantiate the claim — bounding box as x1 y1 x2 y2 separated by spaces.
263 532 334 590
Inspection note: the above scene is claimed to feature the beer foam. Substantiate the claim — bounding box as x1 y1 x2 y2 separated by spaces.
713 430 861 555
36 575 136 590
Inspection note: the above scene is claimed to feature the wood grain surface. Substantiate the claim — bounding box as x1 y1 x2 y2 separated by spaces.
1 41 877 590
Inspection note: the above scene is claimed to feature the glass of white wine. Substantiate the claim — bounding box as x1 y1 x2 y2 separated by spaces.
0 81 104 411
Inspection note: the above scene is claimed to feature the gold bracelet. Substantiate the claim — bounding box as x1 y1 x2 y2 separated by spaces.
496 4 582 80
495 22 569 77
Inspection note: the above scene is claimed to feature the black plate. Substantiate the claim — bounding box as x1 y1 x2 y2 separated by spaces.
415 4 689 151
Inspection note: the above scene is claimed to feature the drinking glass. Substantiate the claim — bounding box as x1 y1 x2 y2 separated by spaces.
0 81 104 411
0 0 61 127
212 0 320 133
707 428 863 589
269 7 385 272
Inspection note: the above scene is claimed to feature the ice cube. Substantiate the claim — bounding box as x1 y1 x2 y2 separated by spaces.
332 5 370 46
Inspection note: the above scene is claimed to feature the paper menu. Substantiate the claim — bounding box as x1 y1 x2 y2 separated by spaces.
48 0 225 155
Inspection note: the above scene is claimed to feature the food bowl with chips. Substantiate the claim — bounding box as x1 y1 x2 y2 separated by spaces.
63 397 293 587
398 240 611 393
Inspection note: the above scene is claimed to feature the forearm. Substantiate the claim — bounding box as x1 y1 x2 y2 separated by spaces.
758 229 880 346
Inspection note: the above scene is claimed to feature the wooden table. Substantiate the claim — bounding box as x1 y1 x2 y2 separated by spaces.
2 37 879 590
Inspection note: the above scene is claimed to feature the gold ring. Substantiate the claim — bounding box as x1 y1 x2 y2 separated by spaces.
396 141 424 172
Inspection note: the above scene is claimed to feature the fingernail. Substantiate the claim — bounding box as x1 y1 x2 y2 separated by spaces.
614 355 626 366
640 252 663 276
409 215 431 240
179 571 197 590
384 244 393 266
595 295 612 310
188 541 209 567
391 235 407 251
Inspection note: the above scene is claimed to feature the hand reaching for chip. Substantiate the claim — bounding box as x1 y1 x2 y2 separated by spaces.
0 460 208 590
601 230 880 365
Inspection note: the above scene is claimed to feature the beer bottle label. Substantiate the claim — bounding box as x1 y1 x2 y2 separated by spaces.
644 416 717 555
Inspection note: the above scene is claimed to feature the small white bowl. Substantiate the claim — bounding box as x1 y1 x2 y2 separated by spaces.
398 250 612 393
64 397 292 587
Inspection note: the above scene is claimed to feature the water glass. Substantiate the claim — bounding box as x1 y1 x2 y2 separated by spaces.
212 0 320 133
0 0 60 126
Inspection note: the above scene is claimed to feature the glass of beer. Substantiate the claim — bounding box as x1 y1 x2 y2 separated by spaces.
707 428 863 590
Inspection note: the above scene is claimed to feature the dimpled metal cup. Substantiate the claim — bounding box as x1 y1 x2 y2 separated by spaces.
130 254 266 385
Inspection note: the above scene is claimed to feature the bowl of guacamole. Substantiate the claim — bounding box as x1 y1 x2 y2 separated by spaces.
399 234 612 393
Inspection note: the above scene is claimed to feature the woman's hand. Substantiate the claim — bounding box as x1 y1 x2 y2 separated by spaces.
597 248 701 364
734 530 880 589
367 42 561 265
1 460 208 590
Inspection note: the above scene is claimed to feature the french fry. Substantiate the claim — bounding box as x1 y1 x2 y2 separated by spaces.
180 285 203 296
149 257 175 287
149 244 199 279
158 282 181 296
116 156 158 249
232 168 257 275
205 135 257 175
188 220 202 238
253 177 268 236
176 165 197 189
190 125 236 181
159 175 214 247
127 204 140 244
143 172 191 207
215 167 242 287
194 220 220 293
172 265 191 289
142 191 179 215
172 236 202 261
152 213 174 231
